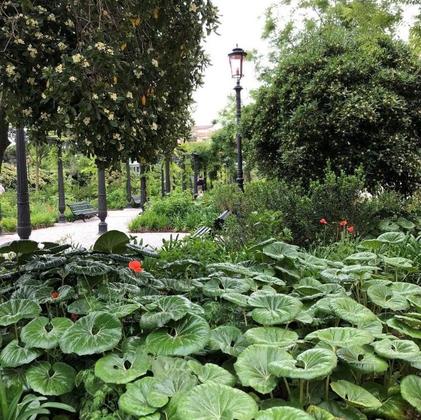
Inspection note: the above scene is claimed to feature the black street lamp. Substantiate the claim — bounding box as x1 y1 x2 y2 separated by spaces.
125 161 132 207
97 165 108 234
57 143 66 223
192 152 199 198
228 46 247 192
16 128 31 239
139 162 147 211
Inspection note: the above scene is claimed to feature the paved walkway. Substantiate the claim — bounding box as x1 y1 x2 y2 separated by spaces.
0 208 187 249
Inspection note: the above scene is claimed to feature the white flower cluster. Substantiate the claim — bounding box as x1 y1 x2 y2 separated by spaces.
6 63 16 76
27 45 38 58
95 42 114 54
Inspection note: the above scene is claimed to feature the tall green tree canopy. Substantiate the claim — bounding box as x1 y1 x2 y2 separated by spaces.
0 0 218 165
246 1 420 193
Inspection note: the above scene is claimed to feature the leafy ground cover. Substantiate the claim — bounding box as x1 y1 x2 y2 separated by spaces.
0 230 420 419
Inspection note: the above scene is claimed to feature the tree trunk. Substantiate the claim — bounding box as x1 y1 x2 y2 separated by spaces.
164 155 171 194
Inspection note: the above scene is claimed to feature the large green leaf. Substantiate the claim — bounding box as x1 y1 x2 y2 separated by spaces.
21 317 73 349
93 230 130 253
269 348 336 380
208 326 248 356
255 406 313 420
188 361 236 387
202 277 252 297
367 284 410 311
65 260 110 276
318 401 367 420
59 312 122 356
176 383 258 420
386 318 421 340
0 239 38 254
145 315 210 356
306 405 337 420
377 232 406 244
119 377 169 417
234 345 292 394
248 293 303 325
305 327 374 348
383 257 413 269
26 361 76 396
207 263 259 277
400 375 421 412
140 296 190 329
337 345 388 374
345 252 377 264
244 327 298 349
95 348 150 384
372 339 420 361
331 380 382 409
0 299 41 326
0 339 41 367
329 297 378 328
262 242 300 261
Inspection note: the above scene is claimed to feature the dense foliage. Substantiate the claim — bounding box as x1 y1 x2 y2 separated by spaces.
0 0 218 164
246 26 421 193
0 229 420 419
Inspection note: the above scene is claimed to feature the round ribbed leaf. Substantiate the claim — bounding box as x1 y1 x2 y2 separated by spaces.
93 230 129 253
306 405 337 420
0 339 41 367
145 315 210 356
0 299 41 326
140 296 190 329
203 277 251 297
401 375 421 412
95 349 150 384
367 285 410 311
337 345 388 374
248 293 302 325
345 252 377 264
26 361 75 396
331 380 382 409
269 348 336 380
306 327 374 348
208 325 248 356
177 383 258 420
372 339 420 361
222 293 249 307
244 327 298 349
255 406 313 420
188 361 236 387
377 232 405 243
60 312 122 355
387 318 421 339
65 260 110 276
383 257 413 269
21 317 73 349
263 242 300 261
207 263 258 277
235 345 292 394
329 297 378 327
119 377 169 417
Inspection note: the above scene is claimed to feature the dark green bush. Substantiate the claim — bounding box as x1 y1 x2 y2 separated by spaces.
129 191 218 233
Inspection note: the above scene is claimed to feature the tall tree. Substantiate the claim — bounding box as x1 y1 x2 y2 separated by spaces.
0 1 218 165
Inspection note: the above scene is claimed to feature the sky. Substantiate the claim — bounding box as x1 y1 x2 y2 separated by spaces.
192 0 274 126
192 1 419 127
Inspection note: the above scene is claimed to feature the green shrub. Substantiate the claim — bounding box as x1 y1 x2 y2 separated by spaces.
0 216 16 232
129 191 218 233
211 168 419 247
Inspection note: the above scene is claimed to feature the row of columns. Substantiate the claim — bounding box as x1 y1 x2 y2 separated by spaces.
14 130 208 240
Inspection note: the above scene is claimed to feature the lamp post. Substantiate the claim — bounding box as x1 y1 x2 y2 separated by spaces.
16 128 31 239
125 161 132 207
192 152 199 199
57 143 66 223
228 46 247 192
97 164 108 234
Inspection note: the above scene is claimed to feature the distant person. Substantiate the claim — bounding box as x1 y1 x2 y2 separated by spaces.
0 183 5 195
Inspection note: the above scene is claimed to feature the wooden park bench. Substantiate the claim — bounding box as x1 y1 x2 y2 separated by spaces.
68 201 98 222
192 210 231 238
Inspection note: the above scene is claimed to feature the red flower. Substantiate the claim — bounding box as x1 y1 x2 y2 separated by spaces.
347 225 355 234
70 313 79 321
50 291 60 299
128 260 143 273
339 220 348 227
319 218 328 225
